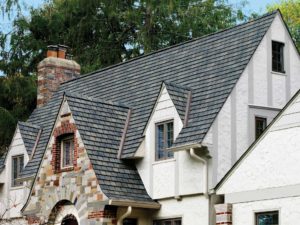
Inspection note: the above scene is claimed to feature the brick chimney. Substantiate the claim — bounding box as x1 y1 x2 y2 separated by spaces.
37 45 80 108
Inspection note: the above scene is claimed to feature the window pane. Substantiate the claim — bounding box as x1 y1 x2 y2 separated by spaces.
12 155 24 186
62 137 74 168
167 122 174 158
272 41 284 73
255 117 267 139
157 124 165 159
256 212 278 225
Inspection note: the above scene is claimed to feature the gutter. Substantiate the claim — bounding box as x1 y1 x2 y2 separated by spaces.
167 143 202 152
108 199 161 209
189 148 208 197
117 206 132 225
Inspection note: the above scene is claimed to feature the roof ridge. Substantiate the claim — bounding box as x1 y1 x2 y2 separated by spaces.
61 10 278 86
64 91 130 109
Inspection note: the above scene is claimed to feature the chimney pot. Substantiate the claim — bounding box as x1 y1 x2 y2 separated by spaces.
58 44 68 59
47 45 58 58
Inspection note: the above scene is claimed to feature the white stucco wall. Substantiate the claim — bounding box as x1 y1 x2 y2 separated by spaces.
154 196 209 225
203 13 300 187
231 196 300 225
0 127 29 219
218 93 300 195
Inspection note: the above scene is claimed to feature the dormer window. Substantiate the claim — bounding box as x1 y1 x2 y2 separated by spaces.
272 41 285 73
156 120 174 161
61 135 74 168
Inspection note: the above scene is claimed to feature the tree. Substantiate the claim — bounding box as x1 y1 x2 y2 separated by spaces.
267 0 300 50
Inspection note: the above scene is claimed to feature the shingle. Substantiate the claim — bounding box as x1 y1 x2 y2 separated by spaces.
18 122 41 156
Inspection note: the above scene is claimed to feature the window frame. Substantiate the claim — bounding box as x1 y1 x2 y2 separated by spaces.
272 41 285 74
255 211 279 225
155 120 174 161
153 218 182 225
60 135 75 169
11 154 24 187
255 116 267 140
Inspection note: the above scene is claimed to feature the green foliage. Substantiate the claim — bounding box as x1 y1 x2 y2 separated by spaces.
267 0 300 50
0 75 36 154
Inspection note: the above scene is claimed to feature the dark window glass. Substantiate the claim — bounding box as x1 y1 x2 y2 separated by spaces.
156 121 174 160
12 155 24 187
153 218 181 225
255 117 267 139
272 41 284 73
256 211 279 225
61 137 74 168
123 218 137 225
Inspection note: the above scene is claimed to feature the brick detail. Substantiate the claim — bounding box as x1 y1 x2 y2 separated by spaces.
51 120 78 173
215 204 232 225
88 209 117 219
26 215 41 225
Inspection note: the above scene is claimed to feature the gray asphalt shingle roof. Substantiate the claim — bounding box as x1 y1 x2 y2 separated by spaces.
18 122 41 156
6 11 278 203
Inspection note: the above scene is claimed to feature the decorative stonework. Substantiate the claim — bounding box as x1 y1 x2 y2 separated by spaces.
23 106 116 225
215 203 232 225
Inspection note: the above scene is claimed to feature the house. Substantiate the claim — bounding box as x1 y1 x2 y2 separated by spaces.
0 10 299 225
215 88 300 225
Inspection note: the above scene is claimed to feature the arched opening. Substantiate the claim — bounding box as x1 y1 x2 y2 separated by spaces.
48 200 80 225
61 214 78 225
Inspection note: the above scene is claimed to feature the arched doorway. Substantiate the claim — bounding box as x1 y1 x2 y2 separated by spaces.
61 214 78 225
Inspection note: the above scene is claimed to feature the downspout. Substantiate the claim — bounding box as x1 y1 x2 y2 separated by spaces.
117 206 132 225
189 148 208 197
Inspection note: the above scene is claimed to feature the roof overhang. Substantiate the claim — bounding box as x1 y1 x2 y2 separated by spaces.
167 143 202 152
109 199 161 209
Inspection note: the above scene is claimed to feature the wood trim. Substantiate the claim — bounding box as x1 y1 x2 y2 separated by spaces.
30 129 42 160
183 90 192 128
117 109 132 159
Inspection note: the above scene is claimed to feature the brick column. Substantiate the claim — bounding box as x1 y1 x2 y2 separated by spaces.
215 203 232 225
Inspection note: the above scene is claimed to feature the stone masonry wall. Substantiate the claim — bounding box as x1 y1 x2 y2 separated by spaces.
23 108 116 225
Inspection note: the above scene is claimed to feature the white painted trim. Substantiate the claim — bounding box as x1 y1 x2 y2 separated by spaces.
225 184 300 204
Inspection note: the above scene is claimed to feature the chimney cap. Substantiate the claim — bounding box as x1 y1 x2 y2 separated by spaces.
58 44 69 52
47 45 58 50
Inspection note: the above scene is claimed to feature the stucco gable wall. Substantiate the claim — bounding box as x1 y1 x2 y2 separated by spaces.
203 13 300 188
218 93 300 194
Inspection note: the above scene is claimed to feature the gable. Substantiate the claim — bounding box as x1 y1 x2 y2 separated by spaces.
217 90 300 195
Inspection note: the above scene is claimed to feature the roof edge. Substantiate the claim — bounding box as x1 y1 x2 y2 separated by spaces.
109 199 161 209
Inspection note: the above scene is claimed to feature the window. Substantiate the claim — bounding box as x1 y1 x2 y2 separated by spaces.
255 117 267 139
12 155 24 187
156 121 174 160
153 218 181 225
123 218 137 225
272 41 284 73
61 136 74 168
256 211 279 225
